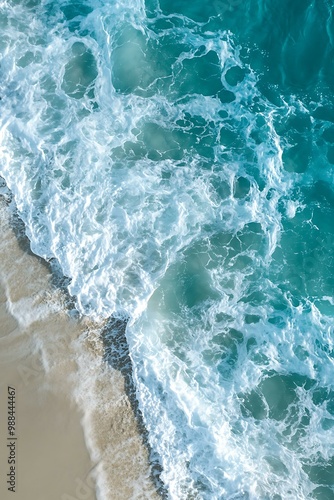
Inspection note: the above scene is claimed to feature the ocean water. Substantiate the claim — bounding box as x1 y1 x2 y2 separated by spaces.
1 0 334 498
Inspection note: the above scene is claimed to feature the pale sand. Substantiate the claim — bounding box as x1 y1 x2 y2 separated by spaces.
0 195 160 500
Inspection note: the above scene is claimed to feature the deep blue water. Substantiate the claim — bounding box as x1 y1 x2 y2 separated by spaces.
1 1 334 498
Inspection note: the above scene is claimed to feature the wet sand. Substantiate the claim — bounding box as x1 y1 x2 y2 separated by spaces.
0 194 160 500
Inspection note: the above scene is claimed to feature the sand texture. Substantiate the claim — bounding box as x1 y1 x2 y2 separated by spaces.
0 194 161 500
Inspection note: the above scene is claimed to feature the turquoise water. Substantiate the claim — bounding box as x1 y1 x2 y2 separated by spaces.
1 0 334 498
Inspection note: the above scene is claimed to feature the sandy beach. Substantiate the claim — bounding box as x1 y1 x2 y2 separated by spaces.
0 193 160 500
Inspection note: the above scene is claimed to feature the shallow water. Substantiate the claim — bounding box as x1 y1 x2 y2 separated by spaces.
1 0 334 498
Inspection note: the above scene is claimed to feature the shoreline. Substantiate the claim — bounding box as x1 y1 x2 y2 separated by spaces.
0 190 162 500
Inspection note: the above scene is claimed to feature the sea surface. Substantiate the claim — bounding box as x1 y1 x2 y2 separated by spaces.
1 1 334 499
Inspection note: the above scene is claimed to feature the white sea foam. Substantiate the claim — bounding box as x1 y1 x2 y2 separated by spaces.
1 1 334 499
